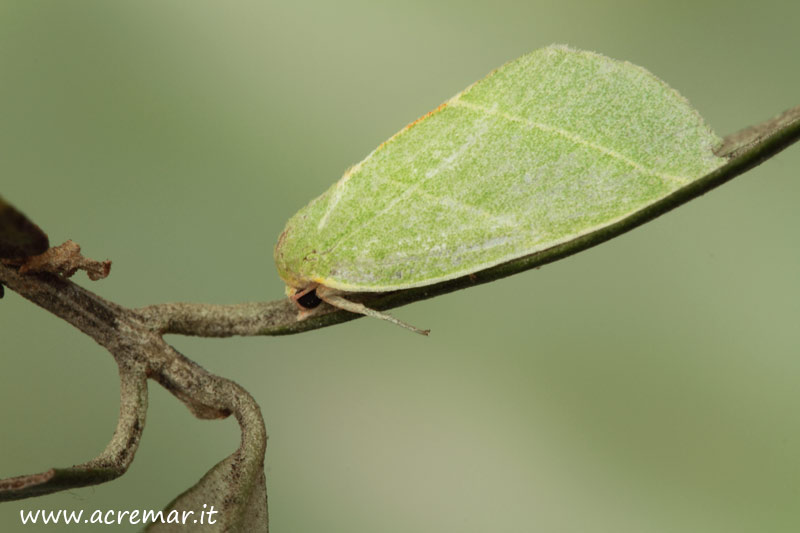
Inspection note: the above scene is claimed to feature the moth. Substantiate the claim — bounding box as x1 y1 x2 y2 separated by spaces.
274 45 724 334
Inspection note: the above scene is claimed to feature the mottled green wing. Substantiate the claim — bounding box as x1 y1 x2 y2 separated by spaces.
275 45 725 292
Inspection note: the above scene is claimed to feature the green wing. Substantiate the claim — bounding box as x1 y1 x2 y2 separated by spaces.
275 45 725 292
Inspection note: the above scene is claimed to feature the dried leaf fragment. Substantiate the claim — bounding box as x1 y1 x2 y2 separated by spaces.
17 240 111 280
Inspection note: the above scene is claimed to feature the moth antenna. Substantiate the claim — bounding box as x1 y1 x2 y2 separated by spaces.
318 291 430 336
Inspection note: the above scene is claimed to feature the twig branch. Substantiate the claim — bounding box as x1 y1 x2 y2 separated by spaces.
0 364 147 501
0 265 268 530
147 365 268 532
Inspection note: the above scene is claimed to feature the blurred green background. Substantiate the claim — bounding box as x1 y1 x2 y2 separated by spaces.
1 1 798 531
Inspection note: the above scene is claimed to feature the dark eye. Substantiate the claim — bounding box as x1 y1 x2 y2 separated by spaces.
296 288 322 309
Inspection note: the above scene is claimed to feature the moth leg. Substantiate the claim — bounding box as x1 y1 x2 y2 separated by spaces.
316 287 430 336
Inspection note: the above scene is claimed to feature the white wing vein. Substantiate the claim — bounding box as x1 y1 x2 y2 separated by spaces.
450 98 689 186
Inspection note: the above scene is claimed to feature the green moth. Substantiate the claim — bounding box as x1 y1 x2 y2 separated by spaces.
274 45 725 334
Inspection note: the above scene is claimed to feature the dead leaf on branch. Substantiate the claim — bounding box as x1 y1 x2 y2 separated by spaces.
15 240 111 280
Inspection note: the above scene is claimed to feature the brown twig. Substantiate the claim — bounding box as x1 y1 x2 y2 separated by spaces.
0 265 268 531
